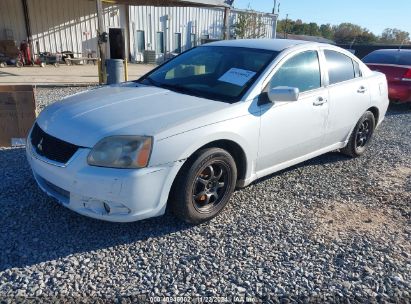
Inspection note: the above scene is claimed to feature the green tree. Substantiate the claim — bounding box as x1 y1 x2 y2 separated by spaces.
308 23 320 36
333 23 376 44
320 24 334 40
380 28 410 44
234 11 266 39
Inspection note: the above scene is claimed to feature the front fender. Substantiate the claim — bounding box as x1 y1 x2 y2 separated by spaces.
149 113 260 183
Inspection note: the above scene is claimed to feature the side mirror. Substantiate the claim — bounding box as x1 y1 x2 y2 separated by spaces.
267 86 299 103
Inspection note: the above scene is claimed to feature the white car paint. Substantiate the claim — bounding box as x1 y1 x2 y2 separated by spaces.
26 39 389 222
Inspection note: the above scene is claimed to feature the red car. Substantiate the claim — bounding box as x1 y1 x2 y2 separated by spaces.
362 49 411 103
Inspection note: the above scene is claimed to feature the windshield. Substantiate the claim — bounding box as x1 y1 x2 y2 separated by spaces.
363 50 411 66
138 46 278 103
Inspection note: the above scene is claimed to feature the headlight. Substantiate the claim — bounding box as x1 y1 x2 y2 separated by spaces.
87 136 152 168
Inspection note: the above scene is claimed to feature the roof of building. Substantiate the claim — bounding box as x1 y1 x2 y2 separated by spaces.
204 38 315 51
103 0 232 7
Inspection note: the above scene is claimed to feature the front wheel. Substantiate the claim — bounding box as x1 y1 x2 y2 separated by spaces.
341 111 375 157
170 148 237 224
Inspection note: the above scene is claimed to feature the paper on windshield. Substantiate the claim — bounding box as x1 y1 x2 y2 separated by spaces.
218 68 256 86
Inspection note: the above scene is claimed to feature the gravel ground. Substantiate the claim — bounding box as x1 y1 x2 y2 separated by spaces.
0 87 410 303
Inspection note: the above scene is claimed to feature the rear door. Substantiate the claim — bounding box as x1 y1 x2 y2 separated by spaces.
322 49 371 146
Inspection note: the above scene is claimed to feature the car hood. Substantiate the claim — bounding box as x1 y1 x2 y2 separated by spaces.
36 83 232 147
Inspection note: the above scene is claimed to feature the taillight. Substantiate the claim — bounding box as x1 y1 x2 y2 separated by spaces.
402 69 411 81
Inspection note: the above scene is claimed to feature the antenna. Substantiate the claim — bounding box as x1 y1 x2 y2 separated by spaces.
349 37 357 49
398 39 405 51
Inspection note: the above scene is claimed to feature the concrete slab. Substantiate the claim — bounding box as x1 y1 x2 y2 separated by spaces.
0 63 156 85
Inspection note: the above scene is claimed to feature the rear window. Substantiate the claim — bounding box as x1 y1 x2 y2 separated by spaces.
362 51 411 65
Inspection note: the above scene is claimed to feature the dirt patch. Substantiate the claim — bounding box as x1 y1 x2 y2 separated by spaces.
313 202 410 247
379 165 411 190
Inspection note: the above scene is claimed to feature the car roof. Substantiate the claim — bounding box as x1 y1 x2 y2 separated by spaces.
204 38 320 52
369 49 411 54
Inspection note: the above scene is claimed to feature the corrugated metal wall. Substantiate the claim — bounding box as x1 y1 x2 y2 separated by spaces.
0 1 277 61
0 0 27 42
129 6 277 62
27 0 122 55
129 5 225 62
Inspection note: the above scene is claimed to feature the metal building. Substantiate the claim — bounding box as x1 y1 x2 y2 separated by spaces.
0 0 277 63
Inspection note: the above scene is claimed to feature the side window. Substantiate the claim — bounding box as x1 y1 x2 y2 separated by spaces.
324 50 356 84
270 51 321 93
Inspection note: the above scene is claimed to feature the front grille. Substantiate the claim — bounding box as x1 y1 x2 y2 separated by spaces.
30 123 79 164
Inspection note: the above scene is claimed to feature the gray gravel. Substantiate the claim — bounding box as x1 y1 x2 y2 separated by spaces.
0 87 410 302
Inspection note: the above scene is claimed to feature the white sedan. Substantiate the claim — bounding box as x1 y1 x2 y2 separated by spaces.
26 39 389 224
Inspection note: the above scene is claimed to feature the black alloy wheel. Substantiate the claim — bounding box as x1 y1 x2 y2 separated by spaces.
192 161 230 213
170 148 237 224
341 111 376 157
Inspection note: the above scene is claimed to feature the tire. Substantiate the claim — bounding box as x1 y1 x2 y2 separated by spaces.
16 61 23 68
341 111 375 157
170 148 237 224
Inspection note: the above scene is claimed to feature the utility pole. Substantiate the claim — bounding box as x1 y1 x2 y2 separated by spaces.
272 0 277 14
96 0 107 84
223 7 231 40
272 0 279 39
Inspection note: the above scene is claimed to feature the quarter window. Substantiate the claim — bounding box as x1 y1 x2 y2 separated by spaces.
270 51 321 93
325 50 356 84
353 60 362 78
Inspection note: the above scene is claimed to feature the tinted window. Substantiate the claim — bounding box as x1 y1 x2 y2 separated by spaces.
325 50 355 84
140 46 277 102
362 50 411 65
270 51 321 93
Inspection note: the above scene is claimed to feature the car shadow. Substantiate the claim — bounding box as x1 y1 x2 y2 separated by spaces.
252 151 351 185
386 102 411 116
0 148 193 271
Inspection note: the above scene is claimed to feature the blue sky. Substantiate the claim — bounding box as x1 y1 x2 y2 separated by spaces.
232 0 411 36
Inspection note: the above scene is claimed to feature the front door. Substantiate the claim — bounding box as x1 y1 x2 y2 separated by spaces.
257 50 329 173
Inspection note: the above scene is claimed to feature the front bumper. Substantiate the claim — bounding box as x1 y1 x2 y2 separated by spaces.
26 143 182 222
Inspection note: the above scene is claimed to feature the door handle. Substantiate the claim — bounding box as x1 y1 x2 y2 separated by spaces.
313 97 327 106
357 86 367 93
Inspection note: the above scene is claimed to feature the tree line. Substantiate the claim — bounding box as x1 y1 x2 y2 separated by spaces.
277 18 410 45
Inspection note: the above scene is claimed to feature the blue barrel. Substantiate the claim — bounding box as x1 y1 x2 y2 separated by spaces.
106 59 124 84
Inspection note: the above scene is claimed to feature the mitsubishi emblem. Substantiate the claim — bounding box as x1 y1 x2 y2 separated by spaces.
37 138 44 152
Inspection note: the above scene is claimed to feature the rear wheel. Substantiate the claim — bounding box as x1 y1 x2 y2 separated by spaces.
170 148 237 224
341 111 375 157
